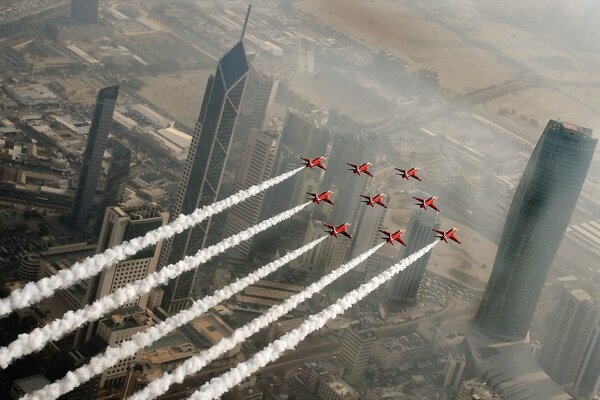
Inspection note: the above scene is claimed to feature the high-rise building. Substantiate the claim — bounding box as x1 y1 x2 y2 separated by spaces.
540 287 598 386
475 120 597 340
387 208 440 302
81 204 167 343
338 325 377 382
71 0 99 25
265 110 331 217
96 308 152 387
218 68 278 200
222 129 278 263
69 85 119 231
572 322 600 400
161 38 276 313
318 132 378 272
443 353 467 390
88 203 168 308
349 182 390 276
94 138 131 235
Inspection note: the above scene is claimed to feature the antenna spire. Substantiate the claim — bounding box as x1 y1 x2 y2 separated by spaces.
241 4 252 41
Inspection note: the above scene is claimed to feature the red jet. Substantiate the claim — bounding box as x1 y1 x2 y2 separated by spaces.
360 194 387 208
347 162 373 177
396 167 422 181
307 191 334 205
379 229 407 246
433 228 461 244
413 196 440 212
301 156 327 170
324 223 352 239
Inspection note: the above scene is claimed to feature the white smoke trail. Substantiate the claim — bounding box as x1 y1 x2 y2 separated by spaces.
1 202 309 370
129 243 385 400
20 234 325 400
189 242 437 400
0 168 303 318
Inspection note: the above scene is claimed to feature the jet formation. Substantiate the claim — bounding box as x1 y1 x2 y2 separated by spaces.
302 157 460 245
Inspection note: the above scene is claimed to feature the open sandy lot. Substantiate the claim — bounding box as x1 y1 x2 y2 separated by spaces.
297 0 518 94
139 70 213 130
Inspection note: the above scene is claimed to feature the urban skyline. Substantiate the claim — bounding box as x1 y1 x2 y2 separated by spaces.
0 2 598 400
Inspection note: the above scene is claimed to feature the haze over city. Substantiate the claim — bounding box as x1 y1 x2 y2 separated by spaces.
0 1 598 400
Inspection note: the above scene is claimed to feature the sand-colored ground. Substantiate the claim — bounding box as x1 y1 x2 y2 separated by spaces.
139 70 213 129
383 191 496 291
287 74 388 123
297 0 518 94
480 86 600 142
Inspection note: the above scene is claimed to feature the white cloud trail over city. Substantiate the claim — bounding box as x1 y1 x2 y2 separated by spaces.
20 234 326 400
0 202 310 370
129 242 384 400
188 242 438 400
0 167 303 318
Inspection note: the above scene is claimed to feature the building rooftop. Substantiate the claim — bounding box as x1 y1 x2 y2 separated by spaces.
99 307 150 332
377 332 427 351
12 374 51 395
547 119 594 139
190 312 233 345
465 322 571 400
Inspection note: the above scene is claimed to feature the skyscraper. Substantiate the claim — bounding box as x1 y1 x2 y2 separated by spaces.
160 40 254 314
222 128 278 263
387 208 441 302
349 183 390 275
94 138 131 236
318 132 378 272
82 204 168 341
71 0 99 25
69 85 119 231
540 287 598 386
572 323 600 400
475 120 597 340
265 110 331 217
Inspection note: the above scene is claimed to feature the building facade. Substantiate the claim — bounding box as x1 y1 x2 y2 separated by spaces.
475 120 597 340
96 308 152 387
222 128 278 263
94 138 131 235
338 325 377 382
160 41 251 314
572 322 600 400
387 208 440 302
69 85 119 231
371 332 433 371
540 287 598 385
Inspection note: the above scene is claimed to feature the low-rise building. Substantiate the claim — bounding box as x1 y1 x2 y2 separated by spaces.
457 378 503 400
317 378 359 400
371 332 433 371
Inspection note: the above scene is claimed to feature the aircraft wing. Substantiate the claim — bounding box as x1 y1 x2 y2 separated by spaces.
429 203 440 212
341 231 352 239
449 236 461 244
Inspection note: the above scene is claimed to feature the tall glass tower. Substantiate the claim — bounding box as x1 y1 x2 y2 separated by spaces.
69 85 119 231
161 41 250 313
475 120 597 340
